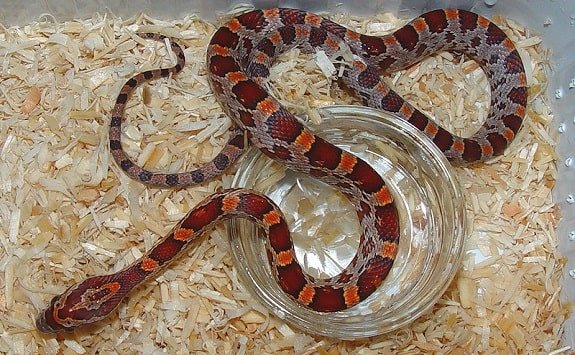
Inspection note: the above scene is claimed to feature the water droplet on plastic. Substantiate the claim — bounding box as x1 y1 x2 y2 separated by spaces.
570 269 575 279
559 123 566 133
569 231 575 241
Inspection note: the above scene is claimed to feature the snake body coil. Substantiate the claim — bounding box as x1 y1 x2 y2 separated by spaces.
36 8 526 333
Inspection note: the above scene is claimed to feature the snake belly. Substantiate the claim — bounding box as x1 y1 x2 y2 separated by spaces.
36 8 526 333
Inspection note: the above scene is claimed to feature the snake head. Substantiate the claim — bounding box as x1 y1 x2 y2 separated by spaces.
36 274 126 334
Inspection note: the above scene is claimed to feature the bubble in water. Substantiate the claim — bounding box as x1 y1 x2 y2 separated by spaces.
558 123 566 133
567 194 575 204
565 157 573 167
555 89 563 99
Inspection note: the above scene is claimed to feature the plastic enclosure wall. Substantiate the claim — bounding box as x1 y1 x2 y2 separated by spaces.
1 0 574 347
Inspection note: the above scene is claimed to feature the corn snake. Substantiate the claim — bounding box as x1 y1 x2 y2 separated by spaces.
36 8 527 333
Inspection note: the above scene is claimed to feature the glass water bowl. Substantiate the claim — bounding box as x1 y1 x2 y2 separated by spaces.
228 105 466 339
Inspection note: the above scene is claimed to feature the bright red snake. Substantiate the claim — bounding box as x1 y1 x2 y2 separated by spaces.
36 8 527 333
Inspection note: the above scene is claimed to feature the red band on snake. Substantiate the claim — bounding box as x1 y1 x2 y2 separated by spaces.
36 8 527 333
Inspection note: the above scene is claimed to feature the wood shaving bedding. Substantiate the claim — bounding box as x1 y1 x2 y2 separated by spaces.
0 9 570 354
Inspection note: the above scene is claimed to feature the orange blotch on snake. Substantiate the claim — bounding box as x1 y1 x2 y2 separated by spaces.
411 18 428 33
515 103 526 118
263 8 280 18
141 257 160 271
345 30 361 42
518 73 528 87
502 37 517 52
263 210 281 226
99 282 121 297
269 32 283 45
295 26 311 38
257 97 280 116
352 60 367 71
477 14 491 29
297 285 316 305
174 228 194 241
304 12 322 26
324 36 340 51
211 45 230 57
451 140 465 153
380 241 399 259
480 143 494 157
226 19 243 33
373 186 393 206
383 36 400 47
255 52 268 64
444 9 459 21
501 127 515 141
372 80 391 96
343 286 360 307
276 250 295 266
226 71 248 85
222 195 241 212
399 102 414 117
295 130 315 151
424 122 439 136
337 153 357 174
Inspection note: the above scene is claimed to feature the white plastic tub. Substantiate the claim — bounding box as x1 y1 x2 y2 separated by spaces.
1 0 573 351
